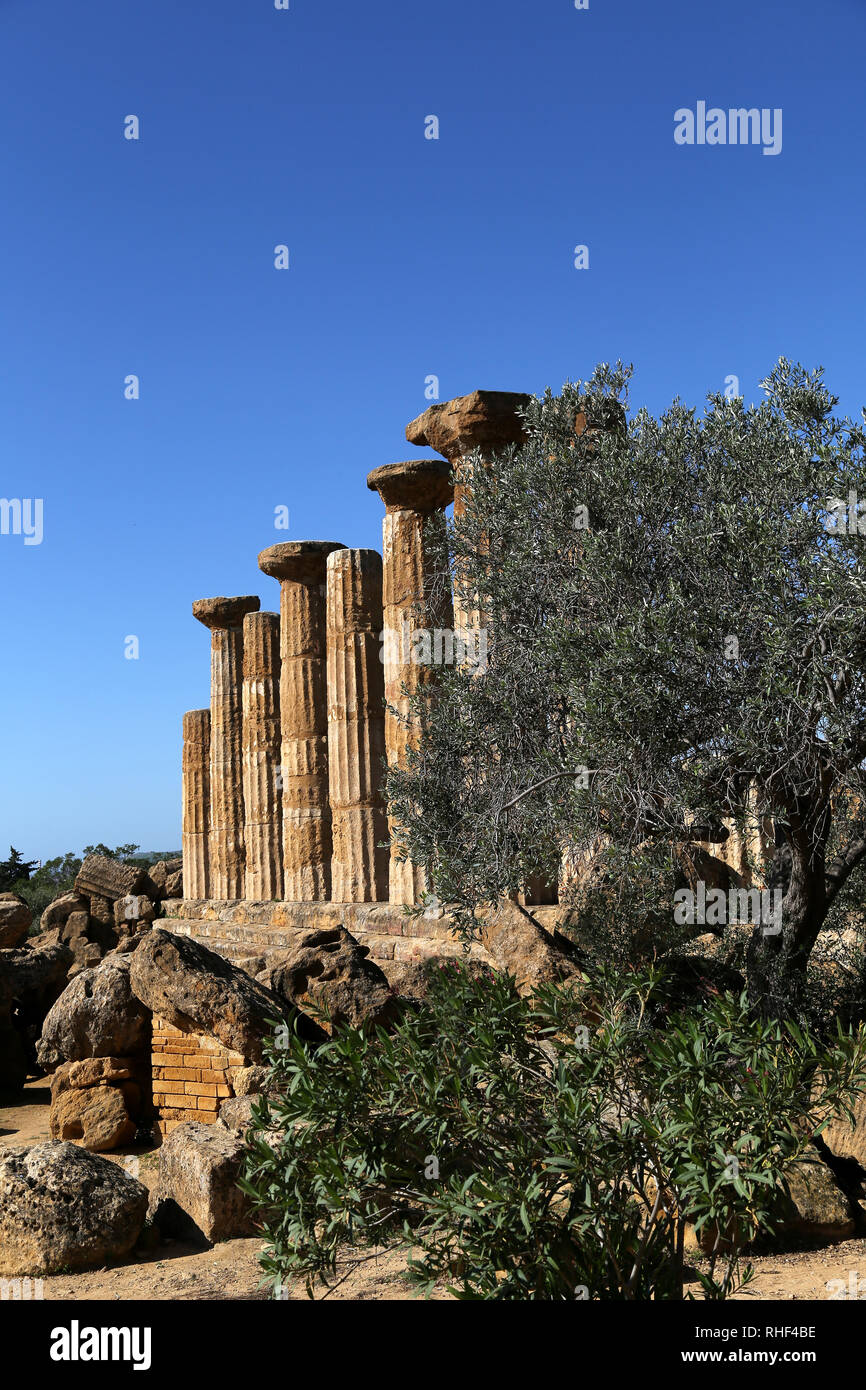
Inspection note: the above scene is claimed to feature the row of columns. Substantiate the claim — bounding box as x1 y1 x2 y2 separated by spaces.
181 390 532 906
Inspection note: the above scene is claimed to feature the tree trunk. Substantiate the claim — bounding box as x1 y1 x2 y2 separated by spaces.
746 808 828 1020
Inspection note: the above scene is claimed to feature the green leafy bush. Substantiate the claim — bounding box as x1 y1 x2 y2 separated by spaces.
241 961 866 1301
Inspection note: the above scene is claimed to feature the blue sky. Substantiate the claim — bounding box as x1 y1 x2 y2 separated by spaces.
2 0 864 860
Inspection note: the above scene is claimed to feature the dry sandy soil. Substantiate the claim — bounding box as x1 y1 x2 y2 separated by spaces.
2 1080 865 1303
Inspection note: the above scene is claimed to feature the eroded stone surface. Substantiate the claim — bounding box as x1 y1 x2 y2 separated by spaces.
128 928 318 1063
74 855 146 903
326 549 389 903
406 390 532 462
258 542 345 902
0 893 32 950
191 595 260 629
49 1083 137 1152
37 953 152 1070
480 898 581 995
151 1122 254 1243
182 709 211 900
367 459 453 514
256 925 399 1032
242 611 283 902
0 1142 148 1276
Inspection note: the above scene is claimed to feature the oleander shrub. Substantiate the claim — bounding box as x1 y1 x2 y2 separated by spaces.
241 960 866 1301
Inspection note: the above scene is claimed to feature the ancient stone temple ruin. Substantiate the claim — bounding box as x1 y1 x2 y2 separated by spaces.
151 390 566 1138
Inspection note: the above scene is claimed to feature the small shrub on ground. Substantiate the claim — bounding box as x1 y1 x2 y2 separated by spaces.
241 960 866 1301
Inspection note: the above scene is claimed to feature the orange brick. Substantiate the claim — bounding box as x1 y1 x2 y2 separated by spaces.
196 1096 219 1111
187 1082 218 1097
163 1094 191 1108
215 1084 231 1097
198 1069 227 1084
163 1067 200 1082
158 1080 187 1096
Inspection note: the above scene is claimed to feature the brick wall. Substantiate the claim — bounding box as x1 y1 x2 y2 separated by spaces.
151 1015 247 1142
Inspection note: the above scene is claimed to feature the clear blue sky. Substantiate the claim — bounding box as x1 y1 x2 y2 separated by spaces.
2 0 864 861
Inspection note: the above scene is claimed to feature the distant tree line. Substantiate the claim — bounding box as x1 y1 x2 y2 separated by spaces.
0 843 179 920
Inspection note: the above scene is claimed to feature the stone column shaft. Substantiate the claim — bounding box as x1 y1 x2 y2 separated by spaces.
406 390 530 635
182 708 210 900
193 595 260 900
242 611 283 901
326 548 389 902
258 542 345 901
368 460 453 905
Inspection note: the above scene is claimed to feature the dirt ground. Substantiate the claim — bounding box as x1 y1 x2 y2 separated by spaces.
3 1080 866 1303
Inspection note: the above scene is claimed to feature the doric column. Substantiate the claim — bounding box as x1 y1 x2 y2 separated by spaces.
258 542 345 901
367 460 453 905
326 548 389 903
192 595 260 900
182 709 210 900
406 390 530 636
242 611 282 901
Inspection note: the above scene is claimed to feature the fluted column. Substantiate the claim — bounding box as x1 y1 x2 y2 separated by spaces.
192 595 260 899
367 460 453 905
326 548 389 902
258 542 345 901
242 611 282 901
406 390 530 635
182 709 211 900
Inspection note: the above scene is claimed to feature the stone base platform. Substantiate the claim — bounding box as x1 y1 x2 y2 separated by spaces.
159 898 550 974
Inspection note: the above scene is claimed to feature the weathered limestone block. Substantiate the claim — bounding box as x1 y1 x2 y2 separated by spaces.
40 891 89 934
326 548 389 902
480 898 582 995
406 390 532 514
151 1122 254 1243
367 459 454 905
0 893 32 949
113 894 156 931
0 1142 148 1276
255 924 399 1032
49 1083 137 1152
193 595 261 899
74 854 146 902
165 867 183 898
782 1157 854 1240
242 611 283 901
182 708 211 900
129 928 320 1063
408 390 529 644
37 953 152 1069
258 542 345 901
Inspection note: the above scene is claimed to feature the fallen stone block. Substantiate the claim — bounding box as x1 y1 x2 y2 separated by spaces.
0 893 32 950
480 898 582 994
74 854 146 903
37 953 151 1069
255 925 400 1033
151 1121 254 1243
130 929 321 1063
49 1083 137 1152
0 1141 148 1276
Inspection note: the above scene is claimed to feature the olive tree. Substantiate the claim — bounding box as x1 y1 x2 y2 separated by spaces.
387 360 866 1018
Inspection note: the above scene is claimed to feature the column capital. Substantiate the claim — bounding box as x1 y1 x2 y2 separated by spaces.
192 595 260 630
258 541 345 585
406 389 532 462
366 459 453 514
